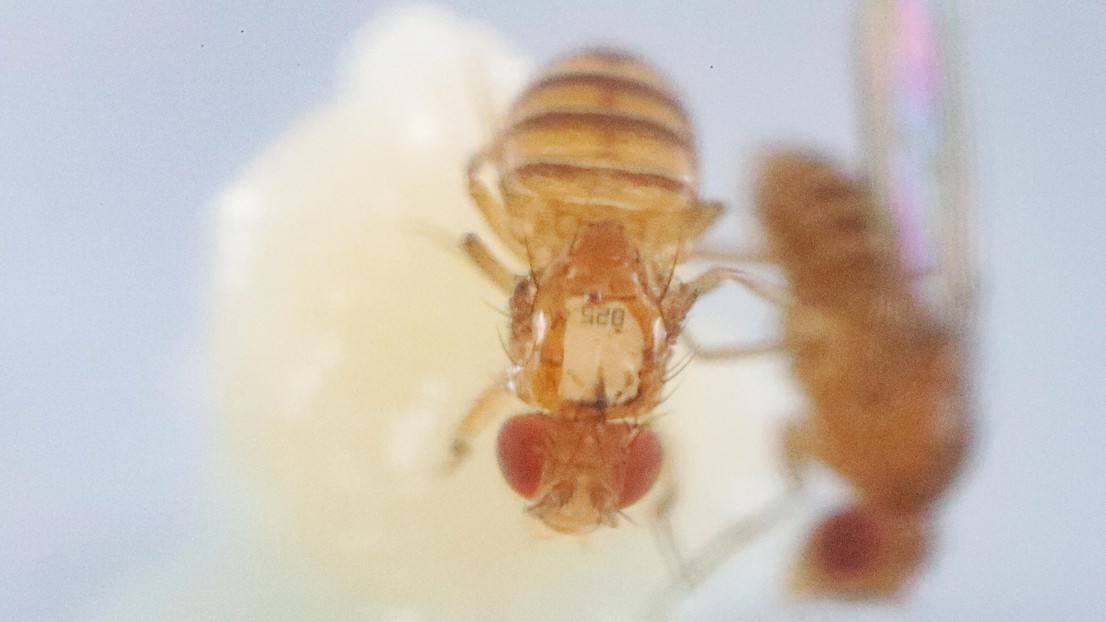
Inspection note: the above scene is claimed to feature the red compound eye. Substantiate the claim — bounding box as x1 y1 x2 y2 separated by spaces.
496 414 551 499
814 506 880 577
617 427 663 509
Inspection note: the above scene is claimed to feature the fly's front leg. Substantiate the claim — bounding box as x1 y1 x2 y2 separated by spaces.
442 380 523 475
647 456 690 582
678 492 800 591
671 417 811 591
677 267 791 361
647 420 810 621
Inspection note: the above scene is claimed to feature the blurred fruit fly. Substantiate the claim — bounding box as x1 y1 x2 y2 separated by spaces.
678 0 976 599
445 49 754 534
785 0 975 597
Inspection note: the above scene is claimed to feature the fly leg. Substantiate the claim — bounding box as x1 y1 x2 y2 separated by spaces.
683 266 790 308
683 418 810 586
690 245 773 265
467 151 525 256
648 458 691 582
681 336 785 361
461 151 526 294
652 418 810 618
460 232 518 294
677 267 790 360
441 379 524 475
647 494 795 622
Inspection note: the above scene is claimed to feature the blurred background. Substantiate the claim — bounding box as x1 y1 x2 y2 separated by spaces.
2 1 1104 620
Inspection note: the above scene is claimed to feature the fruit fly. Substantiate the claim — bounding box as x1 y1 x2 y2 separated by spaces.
676 0 976 600
446 49 752 534
784 0 976 597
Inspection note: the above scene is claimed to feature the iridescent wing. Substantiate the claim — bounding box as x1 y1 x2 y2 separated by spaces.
857 0 976 339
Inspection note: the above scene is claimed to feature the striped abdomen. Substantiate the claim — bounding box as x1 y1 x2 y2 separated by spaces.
755 153 910 309
759 153 970 514
489 49 714 259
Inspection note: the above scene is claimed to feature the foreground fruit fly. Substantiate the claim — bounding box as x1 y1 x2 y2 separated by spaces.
445 49 751 534
679 0 976 599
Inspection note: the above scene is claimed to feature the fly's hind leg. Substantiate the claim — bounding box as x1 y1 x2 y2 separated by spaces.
462 151 524 293
467 150 524 250
647 457 691 582
677 267 790 361
442 379 524 475
460 233 517 294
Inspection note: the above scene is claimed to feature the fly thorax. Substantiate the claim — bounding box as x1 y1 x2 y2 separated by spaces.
559 296 645 405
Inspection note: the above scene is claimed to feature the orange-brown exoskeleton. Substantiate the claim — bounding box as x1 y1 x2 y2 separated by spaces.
675 0 976 600
785 0 975 597
762 153 973 598
447 49 747 534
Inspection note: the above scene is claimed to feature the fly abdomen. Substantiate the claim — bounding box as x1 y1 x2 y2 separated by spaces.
756 153 907 307
491 49 702 251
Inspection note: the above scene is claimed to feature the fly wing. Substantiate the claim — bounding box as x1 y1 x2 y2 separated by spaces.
857 0 976 340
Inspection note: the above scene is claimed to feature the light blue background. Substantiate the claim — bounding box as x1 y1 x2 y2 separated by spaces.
2 1 1103 620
